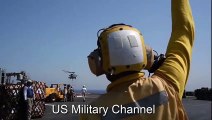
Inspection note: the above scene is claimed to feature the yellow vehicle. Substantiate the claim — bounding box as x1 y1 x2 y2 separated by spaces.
45 84 65 102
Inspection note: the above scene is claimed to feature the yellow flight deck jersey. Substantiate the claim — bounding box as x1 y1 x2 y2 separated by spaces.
80 0 195 119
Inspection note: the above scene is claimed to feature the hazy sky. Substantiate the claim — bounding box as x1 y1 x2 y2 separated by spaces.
0 0 211 91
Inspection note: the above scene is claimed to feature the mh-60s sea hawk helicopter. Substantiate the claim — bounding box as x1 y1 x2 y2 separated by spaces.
62 70 77 80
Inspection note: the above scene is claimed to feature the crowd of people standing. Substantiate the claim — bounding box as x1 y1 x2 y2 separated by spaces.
63 85 87 102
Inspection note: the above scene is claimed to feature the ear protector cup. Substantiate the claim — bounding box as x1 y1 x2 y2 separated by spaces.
144 45 155 70
87 49 104 76
144 45 166 74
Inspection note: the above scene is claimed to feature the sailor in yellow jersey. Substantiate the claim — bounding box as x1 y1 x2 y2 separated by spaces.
83 0 195 119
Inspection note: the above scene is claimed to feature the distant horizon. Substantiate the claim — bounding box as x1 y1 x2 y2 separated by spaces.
1 69 211 92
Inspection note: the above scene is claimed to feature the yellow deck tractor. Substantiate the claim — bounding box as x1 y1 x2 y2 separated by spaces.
45 84 65 102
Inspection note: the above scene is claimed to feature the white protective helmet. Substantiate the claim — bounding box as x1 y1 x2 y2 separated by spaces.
88 24 148 76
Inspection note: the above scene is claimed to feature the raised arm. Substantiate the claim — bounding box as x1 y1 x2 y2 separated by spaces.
155 0 195 98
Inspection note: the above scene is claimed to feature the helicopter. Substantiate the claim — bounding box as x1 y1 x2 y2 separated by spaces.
62 70 77 80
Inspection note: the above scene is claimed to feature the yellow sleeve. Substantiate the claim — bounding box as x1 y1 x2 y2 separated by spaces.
155 0 195 98
79 114 85 120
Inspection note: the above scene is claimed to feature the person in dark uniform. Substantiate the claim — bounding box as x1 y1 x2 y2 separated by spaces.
69 86 75 102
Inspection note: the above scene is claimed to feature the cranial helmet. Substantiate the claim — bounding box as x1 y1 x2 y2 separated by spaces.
88 23 149 76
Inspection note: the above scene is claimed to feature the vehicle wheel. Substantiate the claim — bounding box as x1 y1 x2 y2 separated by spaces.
49 94 57 102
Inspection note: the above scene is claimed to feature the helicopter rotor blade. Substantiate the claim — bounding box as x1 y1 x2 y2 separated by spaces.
62 70 75 73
